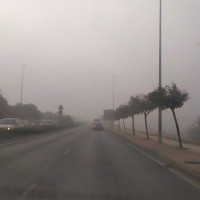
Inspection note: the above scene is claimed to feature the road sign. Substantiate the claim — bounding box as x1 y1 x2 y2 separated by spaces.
58 105 63 110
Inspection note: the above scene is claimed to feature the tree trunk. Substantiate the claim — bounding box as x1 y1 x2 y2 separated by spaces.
123 118 126 132
118 120 121 131
171 109 183 149
132 116 135 135
144 113 149 140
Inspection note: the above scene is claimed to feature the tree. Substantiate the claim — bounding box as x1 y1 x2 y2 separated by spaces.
104 109 115 121
149 83 189 148
140 95 157 139
10 103 42 120
165 83 189 149
114 108 121 131
148 86 168 142
0 93 9 119
42 111 59 120
118 104 129 132
128 96 142 135
59 115 73 126
148 87 168 110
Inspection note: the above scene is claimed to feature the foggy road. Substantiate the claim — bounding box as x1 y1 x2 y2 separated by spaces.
0 125 200 199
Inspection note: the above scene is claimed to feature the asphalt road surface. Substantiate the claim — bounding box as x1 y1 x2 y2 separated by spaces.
0 125 200 200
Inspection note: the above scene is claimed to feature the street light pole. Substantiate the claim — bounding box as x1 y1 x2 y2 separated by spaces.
112 74 115 110
20 64 26 104
158 0 162 143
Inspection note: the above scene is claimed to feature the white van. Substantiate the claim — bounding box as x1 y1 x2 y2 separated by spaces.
0 118 24 130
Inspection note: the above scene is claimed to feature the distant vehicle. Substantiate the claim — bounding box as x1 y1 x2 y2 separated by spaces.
31 120 54 128
0 118 24 130
39 120 54 127
93 119 100 122
92 122 104 131
31 120 41 128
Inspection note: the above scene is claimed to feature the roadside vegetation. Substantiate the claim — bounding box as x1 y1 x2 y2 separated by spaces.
104 83 189 149
0 92 75 141
0 124 76 140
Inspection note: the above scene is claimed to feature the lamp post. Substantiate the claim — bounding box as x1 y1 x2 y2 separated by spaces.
158 0 162 143
20 64 26 104
112 74 115 111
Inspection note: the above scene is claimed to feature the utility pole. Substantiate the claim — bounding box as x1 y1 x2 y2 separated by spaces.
158 0 162 143
21 64 26 104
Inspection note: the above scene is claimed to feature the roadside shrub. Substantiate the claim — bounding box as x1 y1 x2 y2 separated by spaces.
0 124 75 140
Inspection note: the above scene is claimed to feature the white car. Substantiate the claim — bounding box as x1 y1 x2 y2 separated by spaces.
0 118 24 130
39 120 53 127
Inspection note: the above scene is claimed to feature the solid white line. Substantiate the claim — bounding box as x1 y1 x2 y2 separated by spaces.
123 138 166 166
169 169 200 191
111 133 165 166
17 183 37 200
111 132 200 191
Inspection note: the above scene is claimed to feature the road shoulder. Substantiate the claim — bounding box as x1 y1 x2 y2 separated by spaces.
108 127 200 183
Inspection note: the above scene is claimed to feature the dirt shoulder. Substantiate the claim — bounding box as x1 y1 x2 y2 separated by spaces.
109 127 200 181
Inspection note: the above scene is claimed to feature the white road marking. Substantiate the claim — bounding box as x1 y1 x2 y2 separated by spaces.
17 183 37 200
112 133 165 166
125 140 166 166
169 169 200 191
111 132 200 190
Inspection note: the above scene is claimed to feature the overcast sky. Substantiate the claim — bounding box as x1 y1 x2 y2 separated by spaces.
0 0 200 133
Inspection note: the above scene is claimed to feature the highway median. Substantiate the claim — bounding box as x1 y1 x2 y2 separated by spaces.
0 123 80 142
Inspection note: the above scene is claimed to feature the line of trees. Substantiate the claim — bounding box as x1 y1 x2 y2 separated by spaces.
0 92 72 124
0 93 42 120
112 83 189 149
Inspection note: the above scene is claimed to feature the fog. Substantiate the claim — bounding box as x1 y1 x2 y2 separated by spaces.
0 0 200 135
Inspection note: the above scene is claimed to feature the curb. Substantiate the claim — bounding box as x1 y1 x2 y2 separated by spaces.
109 128 200 182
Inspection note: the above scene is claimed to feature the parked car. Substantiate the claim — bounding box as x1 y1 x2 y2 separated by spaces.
0 118 24 130
39 120 54 127
92 122 104 131
31 120 41 128
31 120 54 128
